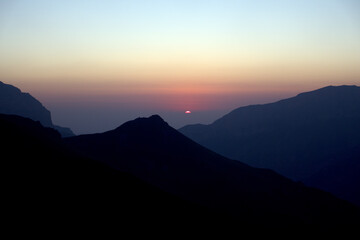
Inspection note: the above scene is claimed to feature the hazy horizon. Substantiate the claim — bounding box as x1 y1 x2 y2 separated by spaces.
4 82 358 135
1 0 359 134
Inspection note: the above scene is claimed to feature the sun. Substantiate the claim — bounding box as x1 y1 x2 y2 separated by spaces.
185 110 191 114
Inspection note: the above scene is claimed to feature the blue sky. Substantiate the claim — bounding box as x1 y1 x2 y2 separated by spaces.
0 0 359 133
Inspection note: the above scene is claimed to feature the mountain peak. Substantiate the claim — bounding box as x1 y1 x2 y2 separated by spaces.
148 114 166 122
0 81 52 127
0 81 75 137
113 114 169 134
296 85 360 97
0 81 21 93
125 114 167 126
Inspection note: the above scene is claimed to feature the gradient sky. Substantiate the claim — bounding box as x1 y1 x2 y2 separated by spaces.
0 0 359 134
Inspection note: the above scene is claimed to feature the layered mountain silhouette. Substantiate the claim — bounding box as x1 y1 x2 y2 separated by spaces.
1 113 228 231
3 82 360 230
65 114 359 227
0 81 74 137
179 85 360 205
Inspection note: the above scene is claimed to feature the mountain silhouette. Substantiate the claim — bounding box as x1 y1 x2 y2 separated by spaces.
65 114 359 227
179 85 360 205
0 81 74 137
1 113 231 232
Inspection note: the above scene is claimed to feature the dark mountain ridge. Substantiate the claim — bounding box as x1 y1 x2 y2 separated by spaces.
1 113 229 232
179 85 360 205
66 114 359 226
3 82 360 230
0 81 74 137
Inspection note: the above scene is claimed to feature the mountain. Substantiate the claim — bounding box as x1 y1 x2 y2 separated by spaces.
0 81 74 137
179 85 360 205
65 114 359 227
1 113 229 232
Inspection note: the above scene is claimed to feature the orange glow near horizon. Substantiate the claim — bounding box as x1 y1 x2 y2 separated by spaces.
0 0 359 134
1 0 359 119
9 77 322 113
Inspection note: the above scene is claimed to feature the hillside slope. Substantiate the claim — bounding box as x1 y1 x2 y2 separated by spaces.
179 85 360 205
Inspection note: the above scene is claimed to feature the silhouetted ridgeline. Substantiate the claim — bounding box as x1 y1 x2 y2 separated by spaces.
0 81 74 137
65 114 359 228
179 85 360 206
1 113 230 233
2 92 360 232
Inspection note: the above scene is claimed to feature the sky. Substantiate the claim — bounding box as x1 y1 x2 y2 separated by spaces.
0 0 359 134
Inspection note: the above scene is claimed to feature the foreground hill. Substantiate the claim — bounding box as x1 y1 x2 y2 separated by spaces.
179 85 360 205
0 81 74 137
65 114 359 227
1 113 224 231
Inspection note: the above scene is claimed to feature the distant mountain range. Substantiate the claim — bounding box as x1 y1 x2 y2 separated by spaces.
0 81 74 137
179 85 360 205
2 81 360 230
